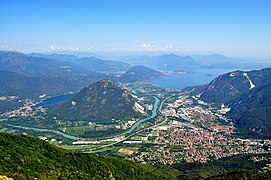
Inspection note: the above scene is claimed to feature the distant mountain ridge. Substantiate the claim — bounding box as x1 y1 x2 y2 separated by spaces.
0 51 78 76
30 53 79 62
192 53 241 69
120 54 197 70
78 56 130 73
50 80 141 123
0 70 107 99
30 52 130 73
117 65 163 83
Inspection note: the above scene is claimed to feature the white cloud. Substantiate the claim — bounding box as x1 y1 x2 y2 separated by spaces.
0 45 10 50
133 43 177 51
87 46 93 51
50 44 80 51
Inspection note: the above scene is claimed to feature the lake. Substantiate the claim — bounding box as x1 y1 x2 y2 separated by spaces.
31 93 75 109
152 68 236 90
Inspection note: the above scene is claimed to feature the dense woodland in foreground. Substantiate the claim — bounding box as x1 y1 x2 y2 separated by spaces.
0 133 178 180
1 133 271 179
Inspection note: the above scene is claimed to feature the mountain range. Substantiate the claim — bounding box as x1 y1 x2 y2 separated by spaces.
196 67 271 138
0 70 107 99
120 54 197 70
29 52 130 73
117 65 163 83
0 51 162 99
0 51 86 76
192 53 240 69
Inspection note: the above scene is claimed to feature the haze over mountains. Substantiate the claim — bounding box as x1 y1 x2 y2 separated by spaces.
1 49 271 179
120 53 268 70
0 51 164 99
2 0 271 179
2 50 258 99
120 54 197 70
30 52 130 73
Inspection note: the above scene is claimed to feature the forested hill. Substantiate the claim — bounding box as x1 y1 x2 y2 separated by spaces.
0 133 178 180
226 84 271 138
199 68 271 104
49 79 140 123
172 153 271 179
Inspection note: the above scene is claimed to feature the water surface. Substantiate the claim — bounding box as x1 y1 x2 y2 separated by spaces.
152 68 235 89
32 93 75 109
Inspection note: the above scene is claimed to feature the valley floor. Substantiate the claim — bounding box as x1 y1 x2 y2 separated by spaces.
1 85 271 166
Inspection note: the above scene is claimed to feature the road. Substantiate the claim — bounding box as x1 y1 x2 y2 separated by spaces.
87 94 173 151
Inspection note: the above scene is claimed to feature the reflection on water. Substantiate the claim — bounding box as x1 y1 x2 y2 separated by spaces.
152 68 236 89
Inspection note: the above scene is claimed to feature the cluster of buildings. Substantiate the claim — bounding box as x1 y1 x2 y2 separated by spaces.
115 120 136 130
132 121 271 165
0 96 18 101
1 98 36 117
130 96 271 165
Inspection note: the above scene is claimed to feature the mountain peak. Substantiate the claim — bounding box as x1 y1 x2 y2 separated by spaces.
208 53 225 57
87 79 114 89
92 79 113 85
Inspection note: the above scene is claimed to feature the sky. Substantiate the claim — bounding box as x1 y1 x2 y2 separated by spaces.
0 0 271 57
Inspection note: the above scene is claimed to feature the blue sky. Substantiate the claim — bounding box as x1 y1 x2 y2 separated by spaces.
0 0 271 57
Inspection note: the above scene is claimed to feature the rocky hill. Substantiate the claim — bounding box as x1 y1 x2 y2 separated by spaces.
50 80 141 123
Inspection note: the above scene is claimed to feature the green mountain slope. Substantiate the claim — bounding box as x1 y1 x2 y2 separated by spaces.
0 51 87 76
0 71 107 99
172 153 271 179
227 84 271 138
118 65 163 83
0 133 178 179
200 68 271 104
208 168 271 180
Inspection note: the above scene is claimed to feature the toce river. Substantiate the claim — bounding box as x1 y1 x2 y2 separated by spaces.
8 87 160 140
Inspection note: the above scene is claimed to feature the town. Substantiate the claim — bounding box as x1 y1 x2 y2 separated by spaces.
1 88 271 166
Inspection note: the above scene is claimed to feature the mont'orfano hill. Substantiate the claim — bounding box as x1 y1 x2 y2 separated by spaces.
49 80 142 123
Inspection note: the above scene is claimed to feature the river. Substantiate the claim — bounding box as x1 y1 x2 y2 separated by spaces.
103 96 160 139
7 124 81 140
8 87 160 140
